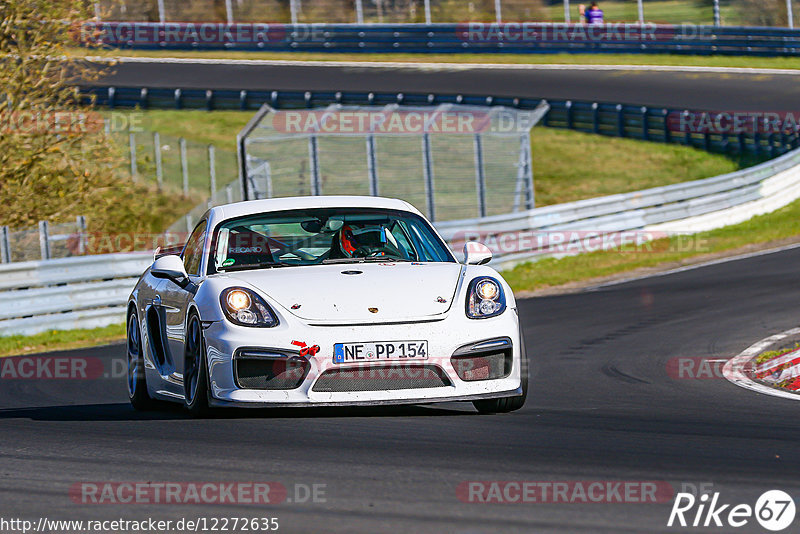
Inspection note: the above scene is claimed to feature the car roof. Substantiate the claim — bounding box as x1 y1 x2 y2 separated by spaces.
209 196 423 223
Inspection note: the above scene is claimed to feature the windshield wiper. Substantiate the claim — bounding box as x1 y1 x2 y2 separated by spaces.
218 261 291 272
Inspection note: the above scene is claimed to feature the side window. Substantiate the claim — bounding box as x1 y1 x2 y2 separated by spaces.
182 221 207 276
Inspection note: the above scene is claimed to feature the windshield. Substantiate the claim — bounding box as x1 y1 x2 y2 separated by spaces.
209 208 455 273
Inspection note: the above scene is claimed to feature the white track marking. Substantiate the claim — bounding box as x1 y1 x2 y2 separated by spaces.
723 327 800 401
89 56 800 76
585 242 800 291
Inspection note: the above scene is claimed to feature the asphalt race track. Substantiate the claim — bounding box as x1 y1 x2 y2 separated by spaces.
2 246 800 533
95 59 800 111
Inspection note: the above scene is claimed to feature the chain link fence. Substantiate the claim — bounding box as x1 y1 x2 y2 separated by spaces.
94 0 781 27
0 218 88 264
111 128 238 202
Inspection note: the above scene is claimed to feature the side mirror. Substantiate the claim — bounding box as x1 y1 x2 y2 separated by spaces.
463 242 493 266
151 255 189 286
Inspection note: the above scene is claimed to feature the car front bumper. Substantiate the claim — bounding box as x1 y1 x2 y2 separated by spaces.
202 308 525 407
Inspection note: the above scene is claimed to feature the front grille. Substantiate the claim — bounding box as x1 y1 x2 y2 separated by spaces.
451 350 511 381
234 354 309 390
312 364 451 393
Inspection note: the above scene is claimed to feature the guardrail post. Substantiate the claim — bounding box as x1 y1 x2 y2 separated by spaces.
494 0 502 23
157 0 165 23
129 132 137 177
755 130 763 157
641 106 649 141
637 0 644 24
787 0 794 29
290 0 299 25
76 216 87 256
713 0 721 26
366 134 379 196
662 109 671 143
424 0 432 23
474 134 487 218
565 100 573 130
422 133 436 221
616 104 625 137
208 144 217 207
308 135 321 196
591 102 599 134
564 0 571 23
180 138 189 196
226 184 234 204
0 226 10 264
683 110 692 147
154 132 163 189
38 221 51 260
355 0 364 24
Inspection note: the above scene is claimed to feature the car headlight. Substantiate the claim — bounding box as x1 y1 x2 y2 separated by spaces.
466 277 506 319
220 287 279 327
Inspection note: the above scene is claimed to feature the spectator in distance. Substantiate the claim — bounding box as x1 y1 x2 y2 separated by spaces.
585 2 604 24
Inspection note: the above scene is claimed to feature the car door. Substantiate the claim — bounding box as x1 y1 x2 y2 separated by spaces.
161 220 208 381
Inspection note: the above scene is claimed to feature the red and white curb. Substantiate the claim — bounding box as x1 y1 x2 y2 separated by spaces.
723 327 800 401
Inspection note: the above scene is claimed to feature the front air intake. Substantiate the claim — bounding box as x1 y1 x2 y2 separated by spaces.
234 350 310 390
312 364 451 393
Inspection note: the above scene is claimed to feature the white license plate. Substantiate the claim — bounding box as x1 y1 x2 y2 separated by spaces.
333 341 428 364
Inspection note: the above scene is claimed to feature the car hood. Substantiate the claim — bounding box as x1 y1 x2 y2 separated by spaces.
225 262 463 323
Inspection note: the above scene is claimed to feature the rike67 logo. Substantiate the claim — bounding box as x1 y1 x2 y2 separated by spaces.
668 490 796 531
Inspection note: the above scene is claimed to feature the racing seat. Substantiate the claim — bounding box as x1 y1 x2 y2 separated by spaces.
226 230 275 266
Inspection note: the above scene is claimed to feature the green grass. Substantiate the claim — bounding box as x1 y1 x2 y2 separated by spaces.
532 128 739 205
78 49 800 70
0 324 126 357
502 195 800 292
756 344 800 365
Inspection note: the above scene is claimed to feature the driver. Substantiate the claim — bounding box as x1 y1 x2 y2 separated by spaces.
338 224 388 257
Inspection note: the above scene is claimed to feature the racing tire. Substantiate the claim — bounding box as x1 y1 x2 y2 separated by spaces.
184 312 211 417
127 310 156 411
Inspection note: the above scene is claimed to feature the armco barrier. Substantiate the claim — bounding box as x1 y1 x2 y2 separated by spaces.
83 86 800 159
437 144 800 269
85 22 800 56
0 253 152 336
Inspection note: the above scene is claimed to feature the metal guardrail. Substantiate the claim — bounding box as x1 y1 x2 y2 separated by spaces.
83 86 800 159
437 144 800 268
0 253 152 336
86 22 800 56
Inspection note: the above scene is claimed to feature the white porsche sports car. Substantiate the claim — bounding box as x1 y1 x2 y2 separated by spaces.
126 196 527 415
